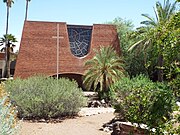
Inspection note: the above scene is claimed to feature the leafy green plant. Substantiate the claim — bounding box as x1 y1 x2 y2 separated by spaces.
0 85 20 135
5 76 87 119
159 107 180 134
111 75 175 133
83 46 125 101
128 1 179 82
169 74 180 97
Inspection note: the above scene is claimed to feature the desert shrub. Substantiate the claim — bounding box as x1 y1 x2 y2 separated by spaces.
111 75 175 133
5 76 87 119
0 84 20 135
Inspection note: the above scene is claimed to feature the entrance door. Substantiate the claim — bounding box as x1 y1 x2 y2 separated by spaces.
0 69 2 78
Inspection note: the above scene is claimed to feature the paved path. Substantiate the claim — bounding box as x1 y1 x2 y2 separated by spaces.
20 112 114 135
78 107 115 116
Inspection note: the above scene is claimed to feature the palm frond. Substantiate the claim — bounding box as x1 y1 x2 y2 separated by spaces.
83 46 125 92
141 14 156 26
153 7 159 23
143 39 152 50
0 47 5 52
168 1 177 19
128 39 145 52
156 2 163 22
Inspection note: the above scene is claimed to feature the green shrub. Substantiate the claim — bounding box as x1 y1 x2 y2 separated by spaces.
161 111 180 134
0 85 20 135
168 74 180 97
5 76 87 119
111 75 175 133
110 75 152 102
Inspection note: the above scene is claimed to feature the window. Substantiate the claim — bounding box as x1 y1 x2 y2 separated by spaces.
67 25 92 57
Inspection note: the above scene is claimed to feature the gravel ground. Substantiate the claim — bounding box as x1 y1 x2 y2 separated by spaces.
20 111 115 135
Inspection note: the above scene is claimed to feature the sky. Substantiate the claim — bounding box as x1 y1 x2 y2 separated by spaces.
0 0 178 51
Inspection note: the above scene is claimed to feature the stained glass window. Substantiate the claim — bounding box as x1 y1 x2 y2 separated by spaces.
67 25 92 57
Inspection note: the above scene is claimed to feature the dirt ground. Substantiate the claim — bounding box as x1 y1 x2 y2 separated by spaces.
20 112 114 135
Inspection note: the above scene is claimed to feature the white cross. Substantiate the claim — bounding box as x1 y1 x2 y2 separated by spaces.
52 24 64 79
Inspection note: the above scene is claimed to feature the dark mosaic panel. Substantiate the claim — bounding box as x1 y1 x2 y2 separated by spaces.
67 25 92 57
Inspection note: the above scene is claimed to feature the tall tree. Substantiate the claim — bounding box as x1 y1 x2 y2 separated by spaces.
107 17 134 52
3 0 14 78
156 12 180 80
25 0 31 21
0 34 17 77
3 0 14 35
107 18 147 78
129 0 177 82
83 46 125 100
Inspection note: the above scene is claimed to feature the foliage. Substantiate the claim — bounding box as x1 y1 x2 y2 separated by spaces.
3 0 14 7
141 0 177 26
0 34 17 46
161 111 180 134
0 34 17 53
0 84 6 98
146 12 180 81
0 84 20 135
0 34 17 78
128 0 178 82
168 74 180 97
83 46 125 100
3 0 15 78
124 52 148 78
107 17 134 51
107 17 147 78
5 76 87 119
159 12 180 80
111 75 175 133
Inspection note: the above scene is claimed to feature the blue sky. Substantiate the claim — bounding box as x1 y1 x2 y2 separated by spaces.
0 0 177 50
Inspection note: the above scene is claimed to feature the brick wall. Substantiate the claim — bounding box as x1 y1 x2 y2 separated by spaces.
14 21 121 79
0 53 5 60
0 53 5 78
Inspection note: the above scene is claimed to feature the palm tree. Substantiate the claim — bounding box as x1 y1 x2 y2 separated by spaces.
83 46 125 99
3 0 14 35
141 0 177 27
0 34 17 78
25 0 31 21
128 0 177 82
3 0 14 78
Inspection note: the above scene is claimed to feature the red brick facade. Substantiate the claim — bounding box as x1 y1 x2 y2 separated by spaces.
14 21 120 79
0 53 5 60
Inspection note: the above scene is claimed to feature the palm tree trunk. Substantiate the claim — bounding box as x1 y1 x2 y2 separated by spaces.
6 5 9 35
103 74 107 92
3 5 10 78
7 46 10 78
157 54 164 82
25 0 29 21
103 74 109 102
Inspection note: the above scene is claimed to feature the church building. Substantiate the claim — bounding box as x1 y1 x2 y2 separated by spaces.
14 21 120 87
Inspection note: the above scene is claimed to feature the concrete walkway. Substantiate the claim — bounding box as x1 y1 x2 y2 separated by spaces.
78 107 115 116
